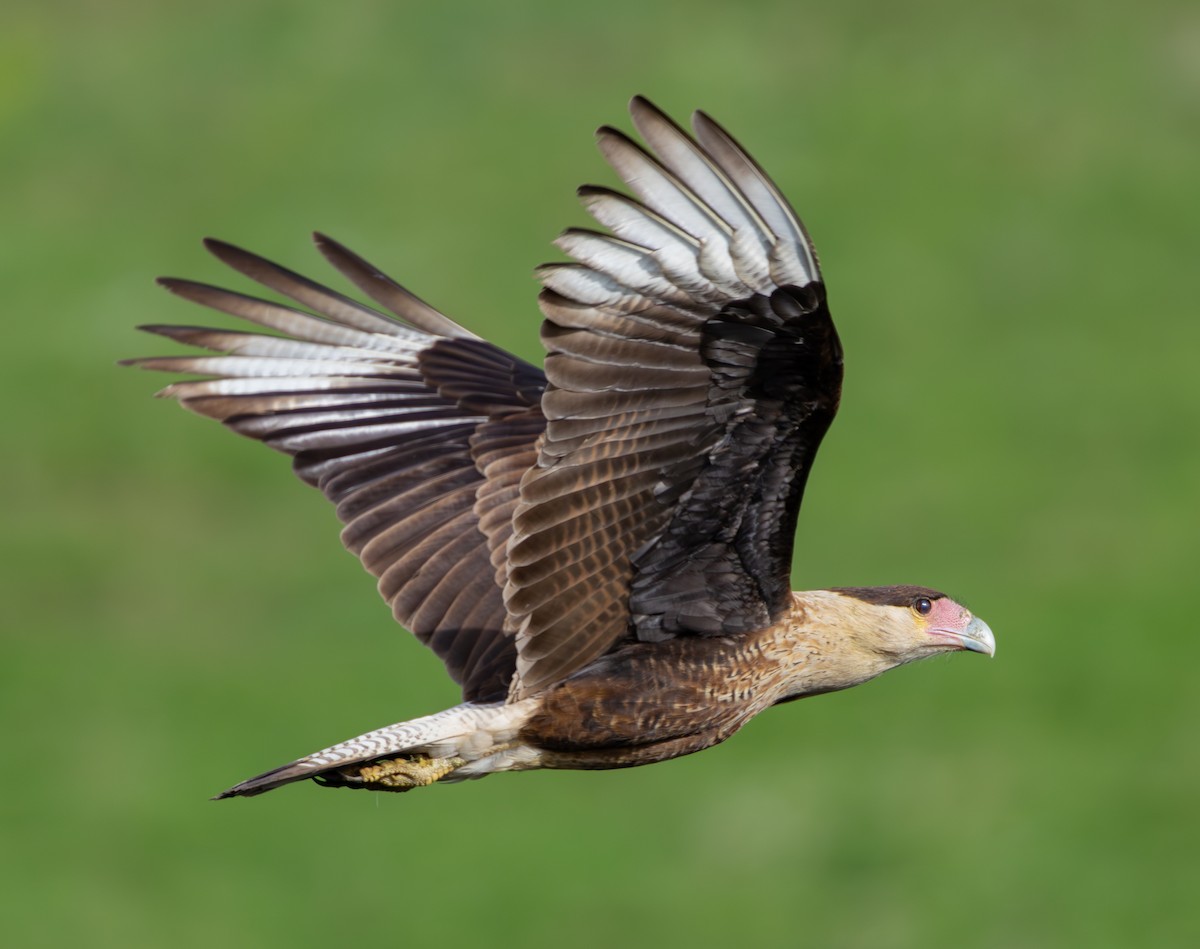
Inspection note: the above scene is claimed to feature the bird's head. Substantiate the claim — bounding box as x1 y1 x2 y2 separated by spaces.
825 585 995 665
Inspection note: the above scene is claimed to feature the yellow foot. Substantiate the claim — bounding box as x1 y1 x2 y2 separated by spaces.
346 754 467 792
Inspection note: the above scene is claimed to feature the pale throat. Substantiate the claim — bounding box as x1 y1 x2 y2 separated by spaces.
757 591 903 702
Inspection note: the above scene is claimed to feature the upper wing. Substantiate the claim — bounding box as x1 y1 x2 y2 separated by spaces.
128 98 841 706
125 235 546 703
506 97 843 699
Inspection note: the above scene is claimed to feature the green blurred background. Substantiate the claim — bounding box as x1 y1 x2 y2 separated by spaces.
4 0 1197 945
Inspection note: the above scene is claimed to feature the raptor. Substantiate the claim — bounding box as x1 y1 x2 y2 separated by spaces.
126 97 994 798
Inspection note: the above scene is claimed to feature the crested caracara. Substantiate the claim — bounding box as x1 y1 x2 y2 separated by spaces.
125 97 994 798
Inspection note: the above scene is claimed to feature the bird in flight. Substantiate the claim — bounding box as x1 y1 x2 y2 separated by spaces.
126 97 994 798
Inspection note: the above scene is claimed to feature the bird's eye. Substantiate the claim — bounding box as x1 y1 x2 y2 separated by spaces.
914 597 933 616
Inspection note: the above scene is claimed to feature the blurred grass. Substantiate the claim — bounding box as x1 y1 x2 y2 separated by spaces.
3 0 1198 946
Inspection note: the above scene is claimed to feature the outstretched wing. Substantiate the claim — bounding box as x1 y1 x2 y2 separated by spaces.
128 98 841 706
125 235 545 703
506 97 843 698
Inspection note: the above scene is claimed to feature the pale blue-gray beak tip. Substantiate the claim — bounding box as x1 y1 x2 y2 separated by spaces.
960 615 996 657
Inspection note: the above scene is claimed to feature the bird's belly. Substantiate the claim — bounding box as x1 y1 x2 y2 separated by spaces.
517 637 777 770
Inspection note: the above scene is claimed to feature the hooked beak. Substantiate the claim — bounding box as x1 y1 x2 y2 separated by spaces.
928 614 996 657
956 615 996 657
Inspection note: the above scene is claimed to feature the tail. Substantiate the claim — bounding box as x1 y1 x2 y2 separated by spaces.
214 701 538 798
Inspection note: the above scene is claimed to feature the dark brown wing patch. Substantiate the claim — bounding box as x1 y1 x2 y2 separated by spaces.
630 284 841 638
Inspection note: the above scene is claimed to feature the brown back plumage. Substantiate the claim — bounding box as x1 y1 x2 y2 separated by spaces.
126 97 843 704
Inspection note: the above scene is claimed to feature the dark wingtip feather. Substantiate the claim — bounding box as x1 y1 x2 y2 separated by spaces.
312 231 478 340
201 237 287 283
310 231 371 278
153 277 242 312
118 325 193 366
202 236 238 259
576 184 620 201
200 237 255 276
156 276 200 297
628 94 668 122
135 323 204 340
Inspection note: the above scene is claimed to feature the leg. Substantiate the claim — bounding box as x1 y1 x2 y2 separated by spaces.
316 753 467 792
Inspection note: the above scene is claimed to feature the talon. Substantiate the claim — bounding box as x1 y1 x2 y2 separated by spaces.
351 754 466 791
